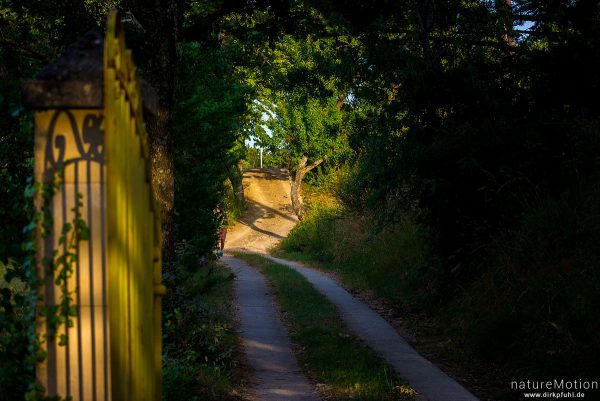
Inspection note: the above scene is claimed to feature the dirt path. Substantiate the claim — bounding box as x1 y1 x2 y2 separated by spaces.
225 255 321 401
224 169 318 401
262 255 479 401
227 168 298 253
225 168 478 401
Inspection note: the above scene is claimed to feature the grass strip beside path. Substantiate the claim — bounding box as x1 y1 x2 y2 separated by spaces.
235 252 415 401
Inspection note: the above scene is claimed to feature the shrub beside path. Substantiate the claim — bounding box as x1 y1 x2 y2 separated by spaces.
226 168 479 401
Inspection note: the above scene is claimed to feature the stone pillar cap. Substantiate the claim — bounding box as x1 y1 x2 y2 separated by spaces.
22 29 157 114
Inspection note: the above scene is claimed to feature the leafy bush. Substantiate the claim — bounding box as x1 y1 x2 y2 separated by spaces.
163 362 200 401
0 259 32 399
162 247 238 401
174 41 251 258
281 205 341 260
281 205 440 308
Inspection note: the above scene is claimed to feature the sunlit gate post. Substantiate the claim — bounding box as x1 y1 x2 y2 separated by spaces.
22 10 164 401
103 10 165 401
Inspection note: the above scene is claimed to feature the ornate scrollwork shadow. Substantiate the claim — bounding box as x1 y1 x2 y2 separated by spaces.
44 110 104 181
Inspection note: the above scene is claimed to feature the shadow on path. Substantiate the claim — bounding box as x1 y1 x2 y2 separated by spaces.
223 255 321 401
235 198 297 240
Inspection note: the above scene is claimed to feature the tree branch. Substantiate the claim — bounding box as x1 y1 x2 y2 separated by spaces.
512 14 545 22
305 158 323 173
0 38 51 63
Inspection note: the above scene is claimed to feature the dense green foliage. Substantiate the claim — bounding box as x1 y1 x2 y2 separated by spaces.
162 255 239 401
173 41 251 257
264 92 347 170
0 260 30 397
249 33 352 170
333 0 600 280
281 207 440 307
317 0 600 383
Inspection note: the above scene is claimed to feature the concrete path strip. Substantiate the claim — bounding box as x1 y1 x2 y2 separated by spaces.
263 255 480 401
222 255 321 401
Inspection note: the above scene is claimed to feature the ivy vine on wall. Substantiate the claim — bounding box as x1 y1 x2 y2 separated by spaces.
22 167 89 401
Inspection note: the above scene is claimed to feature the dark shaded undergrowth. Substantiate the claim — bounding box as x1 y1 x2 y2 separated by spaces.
162 243 241 401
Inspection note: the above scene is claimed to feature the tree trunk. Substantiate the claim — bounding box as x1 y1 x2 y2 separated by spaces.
234 160 245 204
290 166 306 219
499 0 515 48
147 111 174 266
224 159 245 205
289 155 322 220
127 0 177 267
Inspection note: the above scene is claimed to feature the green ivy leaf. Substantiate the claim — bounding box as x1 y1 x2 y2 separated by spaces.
22 222 37 235
79 226 90 241
58 334 68 346
62 223 72 234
